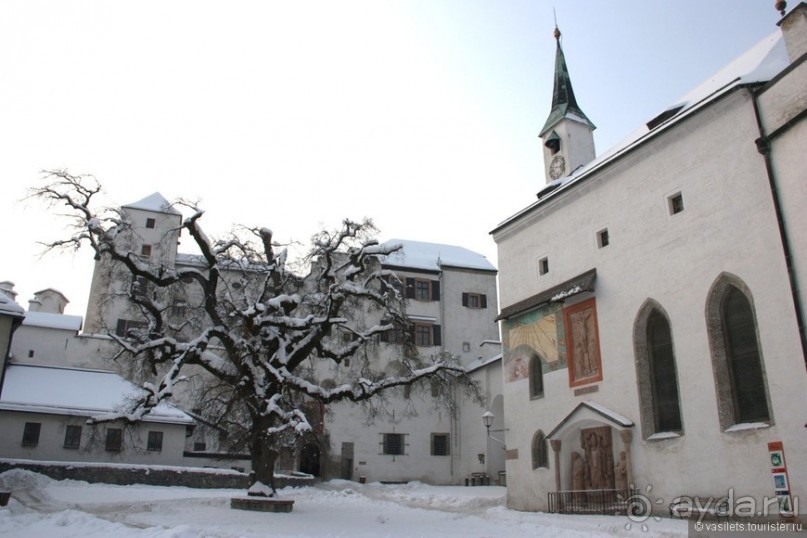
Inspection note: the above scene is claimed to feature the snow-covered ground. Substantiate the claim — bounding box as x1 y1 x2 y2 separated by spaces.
0 469 687 537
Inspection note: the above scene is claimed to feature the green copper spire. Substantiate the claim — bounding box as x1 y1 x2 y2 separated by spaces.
539 27 595 138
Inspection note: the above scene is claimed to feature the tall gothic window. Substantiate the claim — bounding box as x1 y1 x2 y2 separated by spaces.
634 300 683 439
531 430 548 469
647 311 682 433
722 287 770 423
706 274 771 430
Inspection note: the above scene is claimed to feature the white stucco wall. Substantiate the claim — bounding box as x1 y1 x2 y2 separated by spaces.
494 88 807 514
0 411 189 466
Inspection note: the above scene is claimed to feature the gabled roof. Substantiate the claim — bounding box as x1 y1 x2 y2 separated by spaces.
380 239 497 273
539 31 596 138
546 400 634 440
122 193 181 216
0 364 192 425
494 30 789 235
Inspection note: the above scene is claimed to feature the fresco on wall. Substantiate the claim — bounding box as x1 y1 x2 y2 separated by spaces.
502 303 566 383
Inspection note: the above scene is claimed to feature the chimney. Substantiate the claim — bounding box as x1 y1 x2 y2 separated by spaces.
778 2 807 62
0 281 17 301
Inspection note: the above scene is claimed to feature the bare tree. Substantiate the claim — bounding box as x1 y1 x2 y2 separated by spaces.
30 170 471 495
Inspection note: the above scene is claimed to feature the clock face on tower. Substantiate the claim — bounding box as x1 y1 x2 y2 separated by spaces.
549 154 566 180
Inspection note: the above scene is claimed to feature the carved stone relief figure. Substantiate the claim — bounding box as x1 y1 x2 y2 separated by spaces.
571 451 586 491
615 451 628 491
580 426 614 490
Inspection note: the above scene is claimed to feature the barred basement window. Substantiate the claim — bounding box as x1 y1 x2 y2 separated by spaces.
194 441 207 452
147 431 164 452
431 433 450 456
383 433 405 455
22 422 41 447
63 425 82 449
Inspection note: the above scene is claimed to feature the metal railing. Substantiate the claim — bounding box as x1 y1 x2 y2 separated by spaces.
548 489 639 515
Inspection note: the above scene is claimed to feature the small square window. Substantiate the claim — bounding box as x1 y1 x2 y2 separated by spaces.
145 218 156 229
140 244 152 257
462 342 471 352
194 441 207 452
147 431 163 451
64 425 82 449
669 193 684 215
431 433 450 456
597 229 610 248
22 422 41 447
105 428 123 452
538 257 549 276
28 349 34 358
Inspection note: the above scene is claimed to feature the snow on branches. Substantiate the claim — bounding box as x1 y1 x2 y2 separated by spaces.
31 170 471 489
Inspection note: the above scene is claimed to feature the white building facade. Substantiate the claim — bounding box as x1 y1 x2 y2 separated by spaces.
492 5 807 518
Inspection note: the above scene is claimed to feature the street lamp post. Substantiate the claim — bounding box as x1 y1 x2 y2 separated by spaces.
482 411 506 448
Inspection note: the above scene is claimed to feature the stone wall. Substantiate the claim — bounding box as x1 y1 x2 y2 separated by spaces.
0 460 313 490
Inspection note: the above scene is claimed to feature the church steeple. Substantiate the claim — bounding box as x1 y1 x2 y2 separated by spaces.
539 25 596 185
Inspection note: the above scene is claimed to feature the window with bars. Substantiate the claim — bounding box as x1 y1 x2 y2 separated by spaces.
22 422 41 447
382 433 405 455
431 433 450 456
63 425 82 449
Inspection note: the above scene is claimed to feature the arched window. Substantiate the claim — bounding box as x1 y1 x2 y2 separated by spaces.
706 274 771 430
532 430 548 469
528 353 544 399
634 300 683 438
647 311 682 433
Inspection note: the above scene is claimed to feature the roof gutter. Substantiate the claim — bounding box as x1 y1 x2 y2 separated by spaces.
750 87 807 371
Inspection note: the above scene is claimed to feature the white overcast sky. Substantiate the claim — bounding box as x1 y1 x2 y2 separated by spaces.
0 1 786 317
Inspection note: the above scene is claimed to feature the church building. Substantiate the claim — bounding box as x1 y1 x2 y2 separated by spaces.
492 3 807 518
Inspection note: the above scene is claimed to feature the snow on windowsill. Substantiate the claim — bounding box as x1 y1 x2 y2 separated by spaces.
724 422 770 433
647 432 681 441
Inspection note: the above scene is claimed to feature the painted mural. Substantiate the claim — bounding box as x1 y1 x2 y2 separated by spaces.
502 303 566 382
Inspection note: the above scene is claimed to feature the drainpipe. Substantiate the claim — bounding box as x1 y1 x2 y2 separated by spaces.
750 88 807 371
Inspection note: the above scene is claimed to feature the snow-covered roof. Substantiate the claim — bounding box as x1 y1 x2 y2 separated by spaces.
0 364 193 425
495 29 790 232
465 353 502 373
0 293 25 318
21 311 82 332
379 239 496 273
122 193 181 216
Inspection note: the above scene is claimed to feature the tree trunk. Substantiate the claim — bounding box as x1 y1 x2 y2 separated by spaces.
250 419 278 496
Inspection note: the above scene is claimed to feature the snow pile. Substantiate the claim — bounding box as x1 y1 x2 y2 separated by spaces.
0 470 688 537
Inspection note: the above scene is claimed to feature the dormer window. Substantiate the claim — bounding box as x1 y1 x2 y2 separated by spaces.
646 104 685 131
